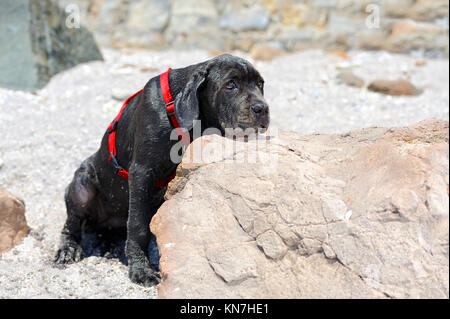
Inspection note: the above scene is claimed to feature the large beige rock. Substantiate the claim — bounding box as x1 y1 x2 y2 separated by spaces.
151 119 449 299
0 187 29 255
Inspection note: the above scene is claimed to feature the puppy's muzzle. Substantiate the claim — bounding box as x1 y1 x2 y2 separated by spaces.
251 103 270 129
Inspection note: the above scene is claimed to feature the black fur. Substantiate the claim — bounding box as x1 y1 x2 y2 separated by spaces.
54 54 270 286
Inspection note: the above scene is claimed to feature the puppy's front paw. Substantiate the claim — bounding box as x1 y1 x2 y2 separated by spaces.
129 262 161 287
54 242 84 264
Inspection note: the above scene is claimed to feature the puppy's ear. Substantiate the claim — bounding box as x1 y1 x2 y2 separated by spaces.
174 69 207 131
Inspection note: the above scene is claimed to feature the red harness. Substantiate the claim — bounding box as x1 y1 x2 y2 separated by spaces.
107 68 187 187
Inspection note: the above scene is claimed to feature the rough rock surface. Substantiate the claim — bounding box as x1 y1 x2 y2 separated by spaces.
0 187 29 255
0 0 102 91
151 119 449 299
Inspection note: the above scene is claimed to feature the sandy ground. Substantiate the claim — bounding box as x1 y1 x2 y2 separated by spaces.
0 48 448 298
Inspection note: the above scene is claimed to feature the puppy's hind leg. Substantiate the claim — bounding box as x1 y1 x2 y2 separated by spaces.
54 167 96 264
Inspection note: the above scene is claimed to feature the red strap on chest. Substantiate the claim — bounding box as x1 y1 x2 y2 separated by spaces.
160 68 190 147
107 89 142 180
107 68 184 187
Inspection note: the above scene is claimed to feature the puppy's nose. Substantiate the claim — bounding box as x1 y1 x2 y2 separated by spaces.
251 103 268 114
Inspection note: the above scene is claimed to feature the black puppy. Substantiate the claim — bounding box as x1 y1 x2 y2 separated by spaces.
54 54 270 286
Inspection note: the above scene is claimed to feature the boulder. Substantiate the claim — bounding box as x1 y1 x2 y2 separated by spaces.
0 187 29 255
151 119 449 298
0 0 102 91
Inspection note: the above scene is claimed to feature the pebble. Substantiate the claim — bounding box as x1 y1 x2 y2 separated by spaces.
336 71 365 88
367 79 423 96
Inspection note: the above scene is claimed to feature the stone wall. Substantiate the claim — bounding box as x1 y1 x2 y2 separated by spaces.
60 0 449 57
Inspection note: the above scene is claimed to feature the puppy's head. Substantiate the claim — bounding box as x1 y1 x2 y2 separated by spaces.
174 54 270 134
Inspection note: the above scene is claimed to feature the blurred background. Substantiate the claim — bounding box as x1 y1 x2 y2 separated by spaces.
0 0 449 298
61 0 449 56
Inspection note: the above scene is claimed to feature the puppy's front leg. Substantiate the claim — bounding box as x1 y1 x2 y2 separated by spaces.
126 162 161 287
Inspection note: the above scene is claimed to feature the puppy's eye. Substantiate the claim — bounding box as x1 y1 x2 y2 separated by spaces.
225 80 238 91
257 80 264 90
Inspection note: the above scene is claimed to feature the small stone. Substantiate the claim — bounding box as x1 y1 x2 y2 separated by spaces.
336 71 365 88
139 67 158 73
415 60 427 67
368 79 423 96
